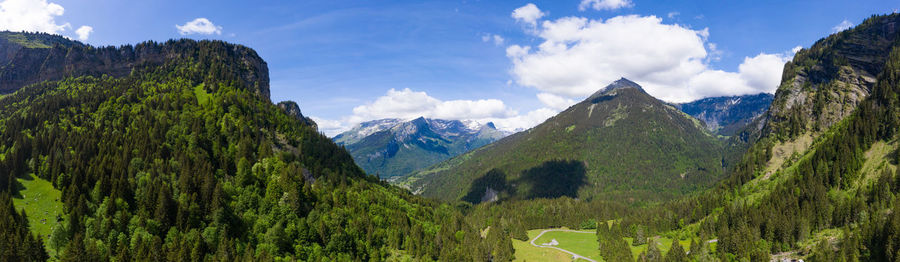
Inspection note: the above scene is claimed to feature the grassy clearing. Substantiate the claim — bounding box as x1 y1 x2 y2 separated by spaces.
513 229 583 262
12 174 64 254
533 230 602 261
194 83 210 106
857 140 897 189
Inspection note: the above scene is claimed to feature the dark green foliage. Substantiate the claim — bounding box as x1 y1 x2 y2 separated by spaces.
638 238 662 262
0 192 48 261
597 221 634 262
632 226 648 246
0 37 490 260
461 169 509 203
663 240 687 262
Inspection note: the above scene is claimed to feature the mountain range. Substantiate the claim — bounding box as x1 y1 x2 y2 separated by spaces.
334 117 508 179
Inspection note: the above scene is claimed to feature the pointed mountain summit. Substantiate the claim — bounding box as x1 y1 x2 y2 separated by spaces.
589 77 646 98
400 78 726 203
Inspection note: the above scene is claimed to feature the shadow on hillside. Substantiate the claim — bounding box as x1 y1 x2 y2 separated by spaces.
461 169 509 204
590 95 615 104
518 160 587 200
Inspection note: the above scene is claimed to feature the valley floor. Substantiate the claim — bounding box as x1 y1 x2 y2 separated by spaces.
512 228 693 261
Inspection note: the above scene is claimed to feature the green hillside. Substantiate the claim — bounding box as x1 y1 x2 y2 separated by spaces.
403 78 727 203
610 13 900 261
0 37 504 261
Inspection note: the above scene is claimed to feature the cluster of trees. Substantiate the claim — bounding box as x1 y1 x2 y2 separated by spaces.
595 221 634 261
0 39 504 261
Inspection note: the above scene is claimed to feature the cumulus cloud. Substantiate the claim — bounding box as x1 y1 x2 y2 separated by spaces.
176 18 222 35
316 88 558 136
75 25 92 40
506 14 794 102
0 0 70 34
579 0 633 11
832 19 853 33
511 3 545 27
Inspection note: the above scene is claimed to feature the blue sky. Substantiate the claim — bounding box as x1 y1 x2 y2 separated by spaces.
3 0 899 135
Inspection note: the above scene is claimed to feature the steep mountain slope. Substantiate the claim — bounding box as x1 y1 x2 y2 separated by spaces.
675 93 774 136
763 14 900 140
334 117 508 178
404 78 726 203
0 36 503 261
663 13 900 260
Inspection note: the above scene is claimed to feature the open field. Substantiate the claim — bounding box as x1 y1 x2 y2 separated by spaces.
513 229 588 261
12 174 65 254
533 229 602 261
513 227 698 261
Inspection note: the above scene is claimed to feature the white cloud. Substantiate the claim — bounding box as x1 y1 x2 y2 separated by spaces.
667 11 679 19
536 93 577 110
309 117 346 135
511 3 545 27
74 25 92 41
346 88 516 125
578 0 633 11
506 14 795 103
176 18 222 35
482 34 504 46
317 88 560 136
0 0 71 34
832 19 853 33
791 45 802 54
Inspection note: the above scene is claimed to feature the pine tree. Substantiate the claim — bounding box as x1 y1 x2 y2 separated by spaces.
664 240 687 262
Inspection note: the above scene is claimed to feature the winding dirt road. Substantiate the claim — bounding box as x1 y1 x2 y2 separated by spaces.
529 229 598 262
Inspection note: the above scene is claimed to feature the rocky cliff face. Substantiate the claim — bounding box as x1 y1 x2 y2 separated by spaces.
0 31 270 102
277 100 318 130
676 93 774 136
763 15 900 139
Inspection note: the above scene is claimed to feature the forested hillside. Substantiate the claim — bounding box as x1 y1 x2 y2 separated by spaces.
607 13 900 261
0 38 505 261
404 78 728 204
